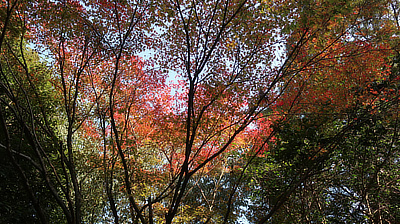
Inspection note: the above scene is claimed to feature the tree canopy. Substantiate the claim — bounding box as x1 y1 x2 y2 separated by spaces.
1 0 400 223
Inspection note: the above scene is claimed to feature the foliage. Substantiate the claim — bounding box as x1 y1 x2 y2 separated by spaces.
1 0 400 223
243 55 400 223
0 24 65 223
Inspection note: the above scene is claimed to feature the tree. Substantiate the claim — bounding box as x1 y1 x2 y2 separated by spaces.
239 1 400 221
243 72 400 223
1 0 400 223
0 1 66 223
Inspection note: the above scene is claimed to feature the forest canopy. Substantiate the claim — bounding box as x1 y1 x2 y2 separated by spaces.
1 0 400 223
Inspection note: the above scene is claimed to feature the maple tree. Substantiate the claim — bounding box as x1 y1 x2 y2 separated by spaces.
1 0 400 223
244 64 400 223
